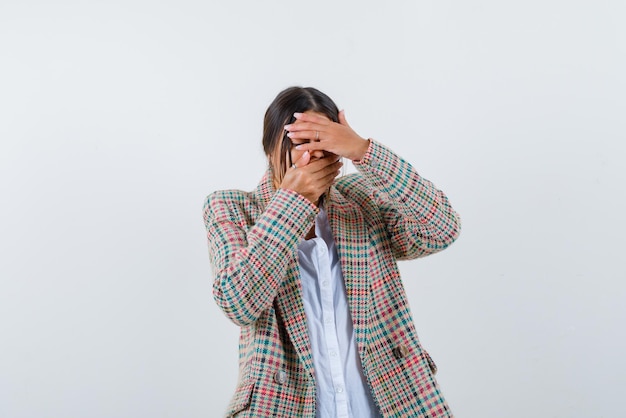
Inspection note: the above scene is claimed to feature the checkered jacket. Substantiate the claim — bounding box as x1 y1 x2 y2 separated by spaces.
203 139 461 417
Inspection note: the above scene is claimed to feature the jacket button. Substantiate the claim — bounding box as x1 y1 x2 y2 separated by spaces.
393 345 410 359
274 370 287 385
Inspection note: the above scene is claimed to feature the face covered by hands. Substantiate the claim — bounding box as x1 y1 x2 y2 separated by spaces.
277 110 369 206
284 110 369 162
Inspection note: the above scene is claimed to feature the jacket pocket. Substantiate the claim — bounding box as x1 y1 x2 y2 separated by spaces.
225 382 255 417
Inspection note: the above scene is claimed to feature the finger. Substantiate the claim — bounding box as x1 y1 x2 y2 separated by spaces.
293 141 325 153
318 165 342 185
293 151 310 168
293 112 330 125
300 156 338 174
285 121 324 132
338 109 350 127
322 160 343 178
287 130 320 141
308 158 342 176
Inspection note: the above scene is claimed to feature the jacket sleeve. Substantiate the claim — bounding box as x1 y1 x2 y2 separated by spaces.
203 188 318 326
352 139 461 260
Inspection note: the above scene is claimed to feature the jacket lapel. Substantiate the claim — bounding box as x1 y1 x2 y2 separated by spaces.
327 187 371 348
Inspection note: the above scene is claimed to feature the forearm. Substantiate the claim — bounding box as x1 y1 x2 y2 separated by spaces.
205 188 318 325
353 139 461 258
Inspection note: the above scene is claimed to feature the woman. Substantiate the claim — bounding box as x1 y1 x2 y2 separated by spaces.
203 87 461 417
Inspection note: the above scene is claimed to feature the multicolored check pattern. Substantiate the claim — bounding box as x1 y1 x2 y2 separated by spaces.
203 139 461 417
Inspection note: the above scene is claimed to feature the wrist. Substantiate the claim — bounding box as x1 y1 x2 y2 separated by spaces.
351 138 370 161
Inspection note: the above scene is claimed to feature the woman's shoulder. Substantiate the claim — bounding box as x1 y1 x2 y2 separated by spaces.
206 188 251 203
203 188 257 222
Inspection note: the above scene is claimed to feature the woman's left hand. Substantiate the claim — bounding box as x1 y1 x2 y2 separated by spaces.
285 110 370 161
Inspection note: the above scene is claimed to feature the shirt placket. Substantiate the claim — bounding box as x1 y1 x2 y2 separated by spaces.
316 239 350 418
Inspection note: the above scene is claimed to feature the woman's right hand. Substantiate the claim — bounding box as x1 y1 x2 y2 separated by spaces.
279 151 343 205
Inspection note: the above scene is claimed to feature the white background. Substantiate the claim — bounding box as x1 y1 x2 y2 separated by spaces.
1 1 625 417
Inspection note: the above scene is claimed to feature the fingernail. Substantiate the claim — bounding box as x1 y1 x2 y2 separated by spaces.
303 151 309 156
293 112 303 118
295 145 303 150
287 132 293 138
284 124 291 130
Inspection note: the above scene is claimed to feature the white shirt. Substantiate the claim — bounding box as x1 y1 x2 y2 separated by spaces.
297 208 381 418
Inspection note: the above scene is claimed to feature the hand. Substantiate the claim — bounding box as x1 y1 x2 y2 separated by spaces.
284 110 370 161
279 151 343 205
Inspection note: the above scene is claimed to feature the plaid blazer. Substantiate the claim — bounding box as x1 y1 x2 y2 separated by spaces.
203 140 461 417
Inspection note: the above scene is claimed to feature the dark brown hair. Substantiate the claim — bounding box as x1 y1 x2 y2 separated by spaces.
263 86 339 185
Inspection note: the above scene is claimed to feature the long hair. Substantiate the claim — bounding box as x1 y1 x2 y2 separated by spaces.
263 87 340 186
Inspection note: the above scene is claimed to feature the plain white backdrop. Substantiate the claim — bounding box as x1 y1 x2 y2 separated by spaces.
1 1 625 417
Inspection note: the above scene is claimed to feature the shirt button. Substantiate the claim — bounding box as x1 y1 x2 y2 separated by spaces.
329 350 337 357
336 386 344 393
325 318 332 324
322 280 329 287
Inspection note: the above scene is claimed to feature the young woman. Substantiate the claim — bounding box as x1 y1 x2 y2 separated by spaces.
203 87 461 417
